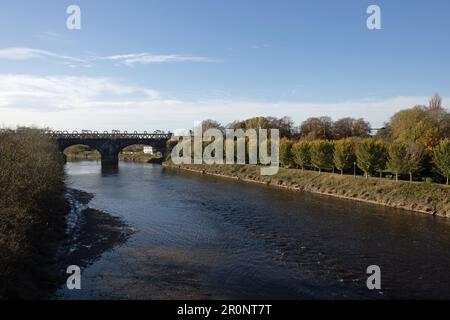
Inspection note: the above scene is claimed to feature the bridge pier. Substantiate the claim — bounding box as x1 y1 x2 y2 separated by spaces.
99 149 119 168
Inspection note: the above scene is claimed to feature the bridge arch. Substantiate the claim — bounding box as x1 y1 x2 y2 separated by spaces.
62 143 101 161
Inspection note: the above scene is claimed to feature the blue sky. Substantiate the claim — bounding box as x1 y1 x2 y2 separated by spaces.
0 0 449 131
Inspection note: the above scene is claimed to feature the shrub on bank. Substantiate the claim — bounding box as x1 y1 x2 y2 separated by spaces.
0 128 67 299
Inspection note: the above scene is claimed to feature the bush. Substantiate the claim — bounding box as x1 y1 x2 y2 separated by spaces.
0 128 66 299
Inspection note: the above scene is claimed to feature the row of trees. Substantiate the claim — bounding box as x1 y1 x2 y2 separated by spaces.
201 94 449 143
279 137 450 184
202 116 370 140
182 94 449 184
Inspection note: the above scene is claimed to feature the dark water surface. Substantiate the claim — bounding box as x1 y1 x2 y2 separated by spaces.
55 161 450 299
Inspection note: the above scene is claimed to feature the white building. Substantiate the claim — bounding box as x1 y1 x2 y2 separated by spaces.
143 146 154 155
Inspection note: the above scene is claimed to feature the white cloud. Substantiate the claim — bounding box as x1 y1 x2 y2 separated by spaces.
0 47 89 67
0 73 440 132
0 47 213 68
0 74 159 111
99 53 213 66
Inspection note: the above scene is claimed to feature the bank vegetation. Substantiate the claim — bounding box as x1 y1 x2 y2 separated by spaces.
0 127 67 299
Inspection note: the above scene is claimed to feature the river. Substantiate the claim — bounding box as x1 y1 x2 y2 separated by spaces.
53 161 450 299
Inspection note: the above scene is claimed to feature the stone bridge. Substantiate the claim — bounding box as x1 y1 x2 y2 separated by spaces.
48 131 172 167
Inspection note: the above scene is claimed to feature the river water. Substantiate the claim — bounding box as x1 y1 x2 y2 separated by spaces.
54 161 450 299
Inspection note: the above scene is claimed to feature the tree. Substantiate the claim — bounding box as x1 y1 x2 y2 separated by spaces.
405 142 425 182
386 94 449 145
333 118 371 139
352 118 371 137
300 117 334 140
426 93 450 140
388 141 408 182
273 116 295 138
374 141 388 178
389 106 427 142
310 140 334 173
291 141 311 171
429 93 442 110
356 138 384 178
333 118 354 139
279 138 293 168
200 119 224 133
227 116 295 138
333 138 355 175
414 118 441 152
433 138 450 185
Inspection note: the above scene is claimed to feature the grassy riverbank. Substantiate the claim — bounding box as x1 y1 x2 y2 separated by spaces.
119 152 163 163
0 128 67 299
163 162 450 218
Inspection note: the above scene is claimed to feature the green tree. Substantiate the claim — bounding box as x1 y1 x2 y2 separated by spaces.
374 141 388 178
310 140 334 174
388 141 408 182
279 138 293 168
433 138 450 185
405 142 425 182
356 138 384 178
291 141 311 171
333 138 355 175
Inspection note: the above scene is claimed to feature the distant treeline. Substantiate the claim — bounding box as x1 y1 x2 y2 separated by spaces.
170 94 450 184
0 128 67 299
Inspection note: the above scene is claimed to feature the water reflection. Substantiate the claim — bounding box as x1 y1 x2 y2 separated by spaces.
101 165 119 175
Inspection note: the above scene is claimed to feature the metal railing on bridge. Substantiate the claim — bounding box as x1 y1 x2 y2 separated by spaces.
46 130 173 140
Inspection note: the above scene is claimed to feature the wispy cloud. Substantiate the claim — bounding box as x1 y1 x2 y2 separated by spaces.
0 73 439 131
0 47 214 68
0 47 89 67
34 31 71 44
99 53 213 66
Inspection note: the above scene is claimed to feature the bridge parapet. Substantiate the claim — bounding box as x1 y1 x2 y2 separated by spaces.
47 130 172 140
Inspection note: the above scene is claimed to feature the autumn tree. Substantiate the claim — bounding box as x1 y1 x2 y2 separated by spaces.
291 140 311 171
389 106 427 142
333 138 355 175
386 95 449 149
351 118 372 138
310 140 334 173
300 117 334 140
405 142 425 182
227 116 294 138
333 118 354 139
426 93 450 140
433 138 450 185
